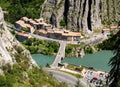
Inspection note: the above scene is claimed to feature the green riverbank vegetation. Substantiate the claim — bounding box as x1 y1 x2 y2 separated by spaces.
65 42 97 57
22 38 60 55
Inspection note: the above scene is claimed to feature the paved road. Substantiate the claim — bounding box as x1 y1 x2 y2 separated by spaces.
31 33 62 43
6 23 107 46
83 34 107 45
51 41 66 68
44 68 89 87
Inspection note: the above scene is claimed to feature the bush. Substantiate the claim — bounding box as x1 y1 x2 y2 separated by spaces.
60 17 66 27
84 46 94 54
0 75 6 86
21 38 60 55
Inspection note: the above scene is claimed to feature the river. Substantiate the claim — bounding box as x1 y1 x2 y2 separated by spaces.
32 50 114 72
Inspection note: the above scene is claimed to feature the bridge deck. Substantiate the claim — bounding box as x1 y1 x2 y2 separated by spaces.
51 41 66 68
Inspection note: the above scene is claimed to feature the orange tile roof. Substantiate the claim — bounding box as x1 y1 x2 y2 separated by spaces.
54 30 63 34
38 29 47 34
110 26 120 29
103 28 110 31
17 32 30 37
47 29 54 33
16 20 33 29
103 26 120 31
62 32 81 37
16 20 26 28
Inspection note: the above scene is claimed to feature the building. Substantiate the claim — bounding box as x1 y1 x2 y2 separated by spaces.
17 32 31 42
16 17 82 41
16 19 34 33
103 26 120 34
38 29 81 41
16 17 51 33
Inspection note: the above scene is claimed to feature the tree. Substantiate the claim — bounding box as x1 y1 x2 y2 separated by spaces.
0 75 6 86
108 30 120 87
75 79 83 87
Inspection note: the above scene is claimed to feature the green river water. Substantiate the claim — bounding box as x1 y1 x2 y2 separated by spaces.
32 50 114 72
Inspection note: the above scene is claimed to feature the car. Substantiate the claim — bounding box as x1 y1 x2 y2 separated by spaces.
90 79 93 83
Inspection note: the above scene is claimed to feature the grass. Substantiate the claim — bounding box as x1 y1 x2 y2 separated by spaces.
59 70 83 78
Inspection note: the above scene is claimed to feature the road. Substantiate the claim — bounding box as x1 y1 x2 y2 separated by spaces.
6 23 107 46
44 68 89 87
83 34 107 45
51 41 66 68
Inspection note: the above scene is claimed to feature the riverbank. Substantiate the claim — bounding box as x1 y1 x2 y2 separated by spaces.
21 38 59 55
32 50 114 72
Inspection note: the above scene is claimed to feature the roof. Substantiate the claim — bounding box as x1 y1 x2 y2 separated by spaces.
103 26 120 31
17 32 31 38
16 20 33 29
54 30 63 34
62 32 81 37
29 19 37 24
38 29 47 34
47 29 54 33
25 24 33 29
22 17 29 21
35 18 44 23
110 26 120 29
16 20 26 28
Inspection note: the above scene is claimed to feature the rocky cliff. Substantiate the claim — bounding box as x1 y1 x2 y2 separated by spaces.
0 7 37 67
40 0 120 32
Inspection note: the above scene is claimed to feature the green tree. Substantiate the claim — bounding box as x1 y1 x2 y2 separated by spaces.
0 75 6 86
108 30 120 87
75 79 83 87
60 17 66 27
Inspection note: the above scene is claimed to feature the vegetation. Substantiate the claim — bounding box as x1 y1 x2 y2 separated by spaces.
107 30 120 87
97 30 120 50
65 44 84 57
66 64 84 73
22 27 29 32
0 64 68 87
97 29 120 86
102 19 112 26
84 45 94 54
0 0 44 24
21 38 60 55
60 70 83 79
65 43 94 57
0 44 68 87
75 79 84 87
60 17 66 27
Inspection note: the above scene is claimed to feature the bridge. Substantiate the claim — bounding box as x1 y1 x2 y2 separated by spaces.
50 41 66 68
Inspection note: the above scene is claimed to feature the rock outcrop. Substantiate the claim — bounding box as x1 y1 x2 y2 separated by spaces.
0 7 37 67
0 7 4 25
40 0 120 32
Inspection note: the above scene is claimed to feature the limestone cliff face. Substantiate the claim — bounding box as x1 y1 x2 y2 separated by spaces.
41 0 120 32
0 7 4 25
0 7 37 67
